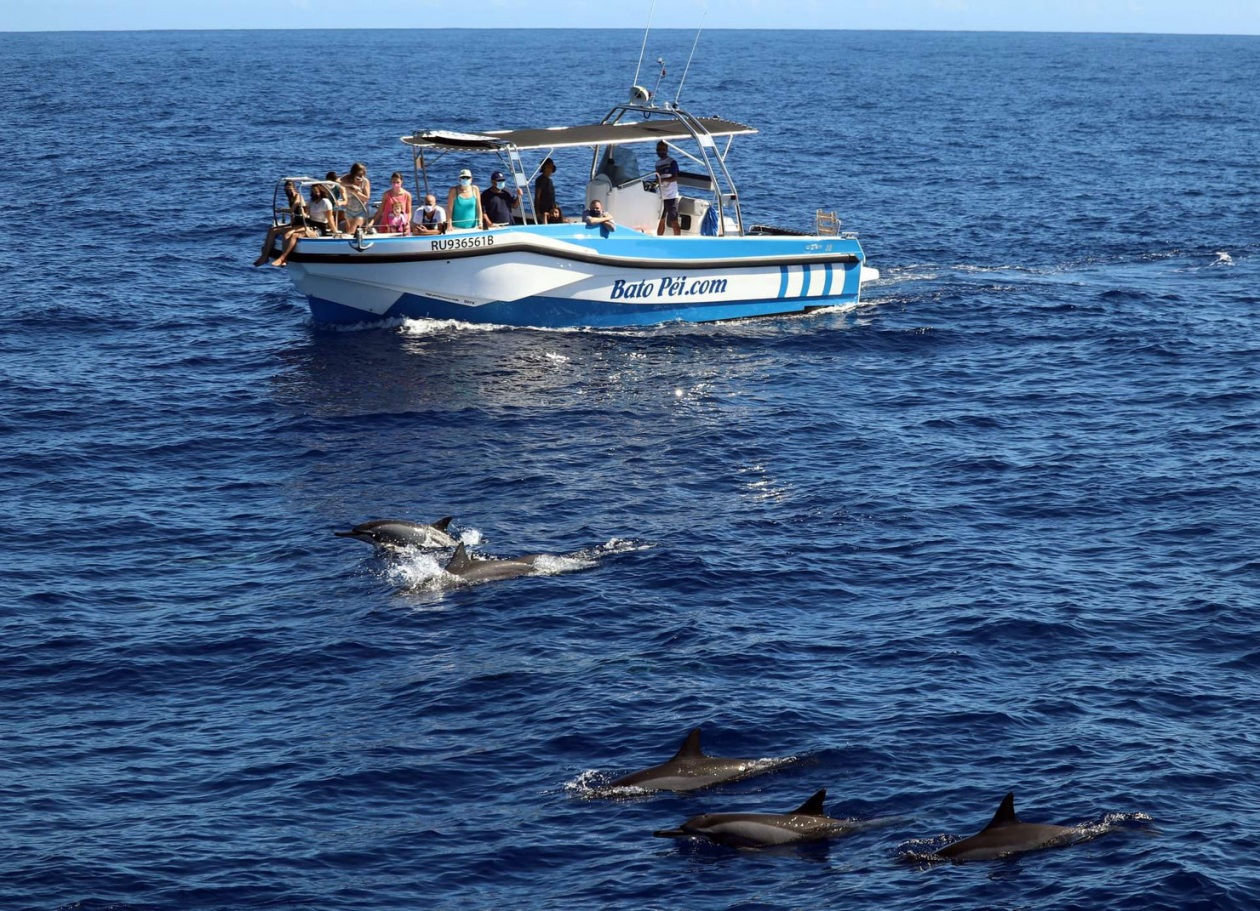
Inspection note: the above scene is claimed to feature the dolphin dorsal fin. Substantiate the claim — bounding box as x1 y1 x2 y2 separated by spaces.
446 542 472 573
792 789 827 816
984 792 1021 830
672 727 706 761
432 516 453 531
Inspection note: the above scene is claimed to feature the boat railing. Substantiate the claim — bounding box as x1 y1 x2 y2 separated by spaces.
269 176 348 228
675 170 714 192
667 106 745 236
814 209 859 239
269 176 419 237
271 176 310 227
815 210 841 235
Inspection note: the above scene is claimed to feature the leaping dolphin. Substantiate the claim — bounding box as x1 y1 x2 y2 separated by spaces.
334 517 457 550
654 789 863 849
609 727 790 793
443 541 547 584
934 792 1079 862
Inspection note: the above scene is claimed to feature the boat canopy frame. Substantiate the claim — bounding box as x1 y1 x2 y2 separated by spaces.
401 101 757 233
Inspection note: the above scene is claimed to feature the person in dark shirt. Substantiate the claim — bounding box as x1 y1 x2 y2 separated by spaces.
654 141 681 236
534 157 558 223
481 170 521 227
583 198 615 236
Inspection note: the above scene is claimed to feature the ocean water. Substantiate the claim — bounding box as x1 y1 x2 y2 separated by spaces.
2 27 1258 911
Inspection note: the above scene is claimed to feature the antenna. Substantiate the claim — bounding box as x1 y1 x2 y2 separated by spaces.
650 57 668 106
631 0 658 89
675 6 707 107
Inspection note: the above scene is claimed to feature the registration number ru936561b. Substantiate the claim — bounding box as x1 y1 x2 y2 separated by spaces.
431 235 495 252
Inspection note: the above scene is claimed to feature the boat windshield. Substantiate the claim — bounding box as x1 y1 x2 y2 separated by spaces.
596 145 643 189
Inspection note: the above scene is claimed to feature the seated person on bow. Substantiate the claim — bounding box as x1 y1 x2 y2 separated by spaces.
271 182 336 267
412 193 447 235
254 180 308 266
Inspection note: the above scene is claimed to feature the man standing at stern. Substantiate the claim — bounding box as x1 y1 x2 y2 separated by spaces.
654 141 681 236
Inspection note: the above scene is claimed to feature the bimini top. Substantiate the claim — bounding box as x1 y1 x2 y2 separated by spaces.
401 116 757 152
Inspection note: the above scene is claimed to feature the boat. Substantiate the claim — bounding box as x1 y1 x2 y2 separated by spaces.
264 84 878 329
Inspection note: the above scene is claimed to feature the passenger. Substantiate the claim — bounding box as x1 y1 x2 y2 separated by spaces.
548 204 564 224
445 168 484 231
272 183 335 267
324 170 346 216
412 193 447 235
306 183 336 235
654 140 681 236
372 172 412 233
340 162 371 234
583 198 615 235
253 180 306 266
534 157 558 224
382 197 409 233
480 170 521 227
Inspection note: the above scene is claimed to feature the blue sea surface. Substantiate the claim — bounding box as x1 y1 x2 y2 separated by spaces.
2 27 1258 911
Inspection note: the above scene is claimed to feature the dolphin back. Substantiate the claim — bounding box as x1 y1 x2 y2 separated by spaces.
334 517 456 548
791 789 828 817
608 726 794 793
444 542 545 582
446 542 474 573
935 792 1078 861
983 792 1021 829
656 790 850 848
671 727 707 761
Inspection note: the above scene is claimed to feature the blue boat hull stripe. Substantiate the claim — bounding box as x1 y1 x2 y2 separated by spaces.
289 243 861 271
306 280 865 328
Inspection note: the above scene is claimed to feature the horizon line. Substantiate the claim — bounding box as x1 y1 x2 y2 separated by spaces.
3 25 1257 37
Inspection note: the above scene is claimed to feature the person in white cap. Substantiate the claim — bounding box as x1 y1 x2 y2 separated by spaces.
446 168 484 231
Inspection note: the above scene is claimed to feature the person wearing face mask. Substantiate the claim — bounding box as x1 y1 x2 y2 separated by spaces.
480 170 521 228
446 168 484 231
583 198 615 236
372 172 413 234
411 193 447 235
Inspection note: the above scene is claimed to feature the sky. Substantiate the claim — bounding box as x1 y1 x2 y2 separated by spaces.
3 0 1259 35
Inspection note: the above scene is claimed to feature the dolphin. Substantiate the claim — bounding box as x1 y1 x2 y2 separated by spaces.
334 517 457 550
609 727 786 793
654 789 860 849
443 541 547 583
934 792 1078 862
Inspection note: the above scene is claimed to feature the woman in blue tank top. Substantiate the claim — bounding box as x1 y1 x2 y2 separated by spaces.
445 168 485 230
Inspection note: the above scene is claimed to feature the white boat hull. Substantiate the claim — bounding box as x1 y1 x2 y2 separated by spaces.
284 225 873 328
